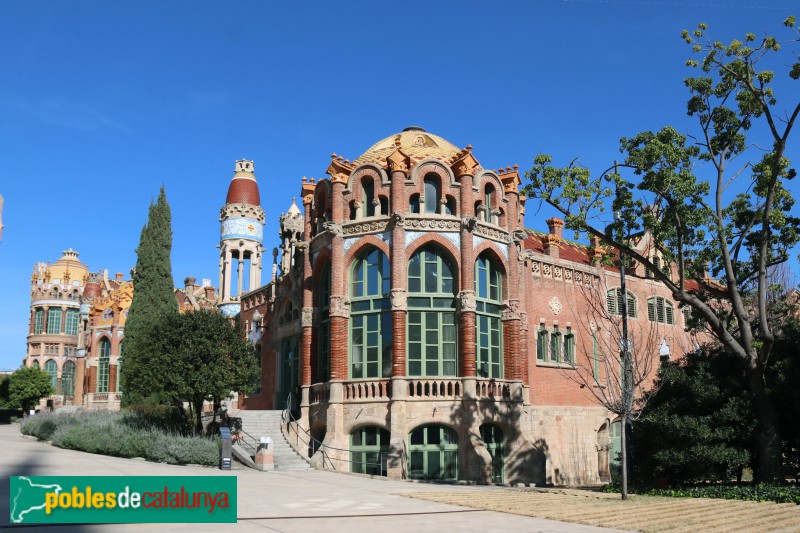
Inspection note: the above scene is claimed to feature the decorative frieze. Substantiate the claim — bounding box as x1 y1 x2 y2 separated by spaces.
473 221 510 243
404 217 461 231
342 219 389 236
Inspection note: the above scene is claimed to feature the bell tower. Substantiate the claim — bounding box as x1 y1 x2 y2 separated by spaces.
218 159 265 316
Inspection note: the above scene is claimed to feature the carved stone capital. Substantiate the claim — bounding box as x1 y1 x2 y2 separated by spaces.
301 307 314 327
329 296 350 318
519 312 529 331
294 241 309 251
461 216 478 232
391 212 406 227
457 290 477 313
502 299 521 321
390 289 407 311
323 222 343 237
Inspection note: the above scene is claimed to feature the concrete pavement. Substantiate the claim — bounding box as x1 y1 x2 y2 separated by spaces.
0 423 631 533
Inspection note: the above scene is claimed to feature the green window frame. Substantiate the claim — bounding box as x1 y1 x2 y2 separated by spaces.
564 330 576 365
537 326 548 361
47 308 62 334
362 178 375 217
97 338 110 393
65 309 80 336
62 360 76 397
408 425 458 481
408 246 457 377
485 186 496 224
350 426 389 476
318 264 331 382
32 360 40 369
423 174 440 214
350 248 391 379
34 309 44 334
475 254 502 378
44 359 58 393
647 296 675 325
117 340 124 393
480 424 504 483
607 288 637 318
550 326 562 363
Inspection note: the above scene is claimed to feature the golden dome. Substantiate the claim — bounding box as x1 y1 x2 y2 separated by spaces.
49 249 88 283
352 127 462 167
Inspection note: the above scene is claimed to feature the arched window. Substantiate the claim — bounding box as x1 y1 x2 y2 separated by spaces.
408 425 458 481
62 360 76 397
484 185 496 224
475 254 503 378
550 325 562 363
362 178 375 217
32 360 40 369
350 426 389 476
44 359 58 393
279 301 293 325
53 288 61 300
647 296 675 325
46 308 62 334
445 195 456 216
409 193 420 214
97 338 110 393
65 309 80 336
607 288 637 318
317 264 331 382
72 289 79 301
408 246 457 376
480 424 504 483
423 174 440 214
34 309 44 334
350 248 391 379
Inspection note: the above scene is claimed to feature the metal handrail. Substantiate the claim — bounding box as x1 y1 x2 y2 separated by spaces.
281 392 387 475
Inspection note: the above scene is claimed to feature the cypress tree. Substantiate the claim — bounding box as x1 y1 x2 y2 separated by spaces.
120 187 178 406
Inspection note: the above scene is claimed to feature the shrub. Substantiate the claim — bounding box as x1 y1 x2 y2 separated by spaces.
20 410 219 466
647 484 800 504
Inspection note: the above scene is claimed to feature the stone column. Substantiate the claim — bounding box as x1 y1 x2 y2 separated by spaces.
43 306 50 335
300 191 314 413
237 257 244 297
328 175 348 381
502 175 522 381
61 306 67 334
386 151 409 378
223 249 233 300
218 253 225 300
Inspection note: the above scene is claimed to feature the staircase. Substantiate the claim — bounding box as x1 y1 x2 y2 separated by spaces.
230 410 311 471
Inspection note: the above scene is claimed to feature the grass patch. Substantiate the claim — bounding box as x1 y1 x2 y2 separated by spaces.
20 410 219 466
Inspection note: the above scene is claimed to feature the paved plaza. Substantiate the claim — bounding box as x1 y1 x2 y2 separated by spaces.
0 423 628 533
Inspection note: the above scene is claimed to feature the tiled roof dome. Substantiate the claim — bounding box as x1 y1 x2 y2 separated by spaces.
225 159 261 206
353 127 462 167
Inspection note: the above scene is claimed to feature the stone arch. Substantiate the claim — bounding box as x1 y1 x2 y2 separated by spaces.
343 236 391 276
405 234 461 277
473 242 509 299
348 164 390 190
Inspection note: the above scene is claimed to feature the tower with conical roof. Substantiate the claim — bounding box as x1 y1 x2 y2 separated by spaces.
218 159 265 316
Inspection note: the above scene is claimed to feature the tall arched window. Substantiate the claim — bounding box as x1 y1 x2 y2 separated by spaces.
44 359 58 393
62 360 76 397
350 248 391 379
423 174 440 214
317 264 331 382
408 246 457 376
34 308 44 334
362 178 375 217
47 308 62 334
65 309 80 336
484 185 496 224
475 254 503 378
117 340 124 393
32 360 40 369
97 338 110 393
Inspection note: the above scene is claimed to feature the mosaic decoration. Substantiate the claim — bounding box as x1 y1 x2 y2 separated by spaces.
473 236 508 258
405 231 460 249
220 218 263 243
218 303 241 317
344 231 391 254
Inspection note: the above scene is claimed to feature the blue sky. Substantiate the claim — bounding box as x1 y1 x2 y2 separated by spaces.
0 1 798 370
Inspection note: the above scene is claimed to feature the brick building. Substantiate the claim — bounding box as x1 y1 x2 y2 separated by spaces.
235 127 708 485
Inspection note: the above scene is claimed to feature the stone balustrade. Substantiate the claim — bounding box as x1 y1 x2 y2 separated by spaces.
308 377 524 404
343 379 391 402
407 378 462 400
309 383 330 405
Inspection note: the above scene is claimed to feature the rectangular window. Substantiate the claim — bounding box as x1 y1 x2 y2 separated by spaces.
537 328 548 361
65 309 80 336
564 333 575 365
97 358 109 393
34 309 44 334
46 308 62 335
550 328 561 363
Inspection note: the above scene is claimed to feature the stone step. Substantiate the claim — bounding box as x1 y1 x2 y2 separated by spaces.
228 409 310 471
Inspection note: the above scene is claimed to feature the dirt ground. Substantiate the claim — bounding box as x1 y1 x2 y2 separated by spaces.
401 488 800 533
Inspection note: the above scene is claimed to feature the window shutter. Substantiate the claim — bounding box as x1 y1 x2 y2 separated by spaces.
627 293 636 318
657 297 665 323
665 302 674 325
648 299 656 322
607 290 616 315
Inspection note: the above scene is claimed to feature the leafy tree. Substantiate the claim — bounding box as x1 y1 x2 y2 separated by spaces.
0 374 11 408
121 187 178 406
524 17 799 482
8 366 54 413
634 348 755 487
147 310 259 434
